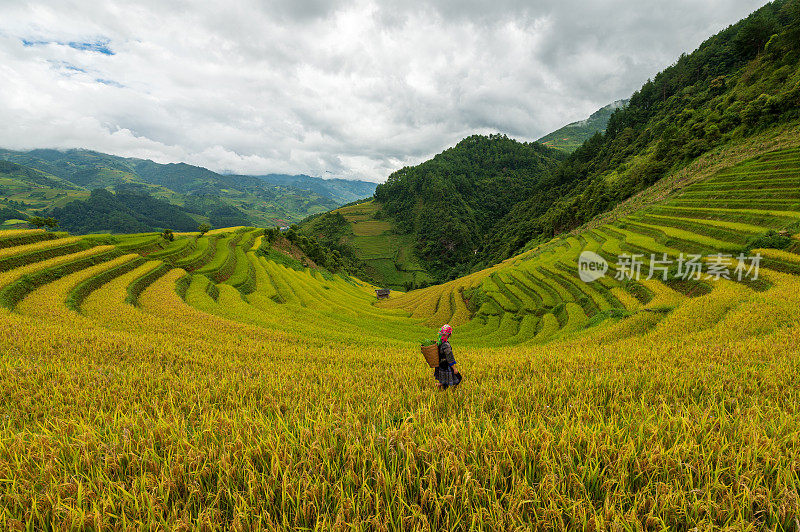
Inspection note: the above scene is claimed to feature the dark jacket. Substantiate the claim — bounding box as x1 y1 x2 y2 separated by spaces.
434 340 461 387
438 340 456 367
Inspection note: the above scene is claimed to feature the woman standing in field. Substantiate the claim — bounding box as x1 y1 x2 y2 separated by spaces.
434 324 461 390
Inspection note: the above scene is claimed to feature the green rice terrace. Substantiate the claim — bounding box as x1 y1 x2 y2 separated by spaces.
302 200 434 290
0 147 799 347
380 146 800 343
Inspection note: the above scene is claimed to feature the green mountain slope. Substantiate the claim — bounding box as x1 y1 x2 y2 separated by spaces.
537 99 628 152
373 134 567 282
348 0 799 288
382 139 800 343
0 160 80 191
49 188 200 234
0 149 377 229
478 0 800 267
0 159 90 224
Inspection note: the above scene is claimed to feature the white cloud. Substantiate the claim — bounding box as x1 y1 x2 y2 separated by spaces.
0 0 767 182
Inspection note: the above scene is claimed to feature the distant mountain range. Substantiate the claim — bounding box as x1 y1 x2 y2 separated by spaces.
0 148 377 233
0 96 627 237
254 173 377 205
537 99 629 152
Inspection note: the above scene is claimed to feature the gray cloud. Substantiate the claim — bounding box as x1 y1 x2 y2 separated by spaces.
0 0 766 182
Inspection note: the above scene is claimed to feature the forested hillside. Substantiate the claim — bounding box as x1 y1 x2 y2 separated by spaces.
373 135 566 280
369 0 800 280
480 0 800 267
49 189 199 234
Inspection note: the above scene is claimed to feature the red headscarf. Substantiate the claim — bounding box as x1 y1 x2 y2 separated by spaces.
438 323 452 344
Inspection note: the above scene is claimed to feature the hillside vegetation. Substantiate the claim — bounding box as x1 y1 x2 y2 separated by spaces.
374 135 566 281
482 0 800 266
300 200 434 290
537 99 628 152
49 189 200 234
0 137 800 527
0 149 377 231
372 0 800 280
383 142 800 343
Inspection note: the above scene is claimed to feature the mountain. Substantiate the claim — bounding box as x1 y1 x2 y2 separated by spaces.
0 148 377 230
0 160 80 191
537 99 629 152
255 174 377 205
357 0 800 283
480 0 800 267
372 134 567 281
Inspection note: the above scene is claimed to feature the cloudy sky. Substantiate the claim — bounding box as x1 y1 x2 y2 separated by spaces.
0 0 765 182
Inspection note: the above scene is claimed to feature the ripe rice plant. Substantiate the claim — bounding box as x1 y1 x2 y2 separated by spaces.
1 148 800 529
0 235 79 260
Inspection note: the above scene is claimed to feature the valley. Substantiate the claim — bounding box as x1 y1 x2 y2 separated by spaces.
0 149 377 232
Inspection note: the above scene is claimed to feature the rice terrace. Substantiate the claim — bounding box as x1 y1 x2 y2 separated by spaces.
2 0 800 530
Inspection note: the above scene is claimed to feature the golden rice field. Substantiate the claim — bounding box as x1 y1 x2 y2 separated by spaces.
1 146 800 529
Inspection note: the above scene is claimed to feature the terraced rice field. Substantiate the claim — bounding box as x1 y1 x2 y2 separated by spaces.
0 148 799 528
333 200 433 288
382 147 800 345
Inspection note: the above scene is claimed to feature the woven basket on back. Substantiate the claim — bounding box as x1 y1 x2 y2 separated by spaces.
421 344 439 368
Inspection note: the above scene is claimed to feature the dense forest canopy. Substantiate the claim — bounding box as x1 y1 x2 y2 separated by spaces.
50 189 199 234
374 134 566 279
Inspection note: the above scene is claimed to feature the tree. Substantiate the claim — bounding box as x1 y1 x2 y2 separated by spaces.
779 0 800 48
265 227 280 244
734 14 775 59
162 228 174 242
28 216 58 230
198 223 211 236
